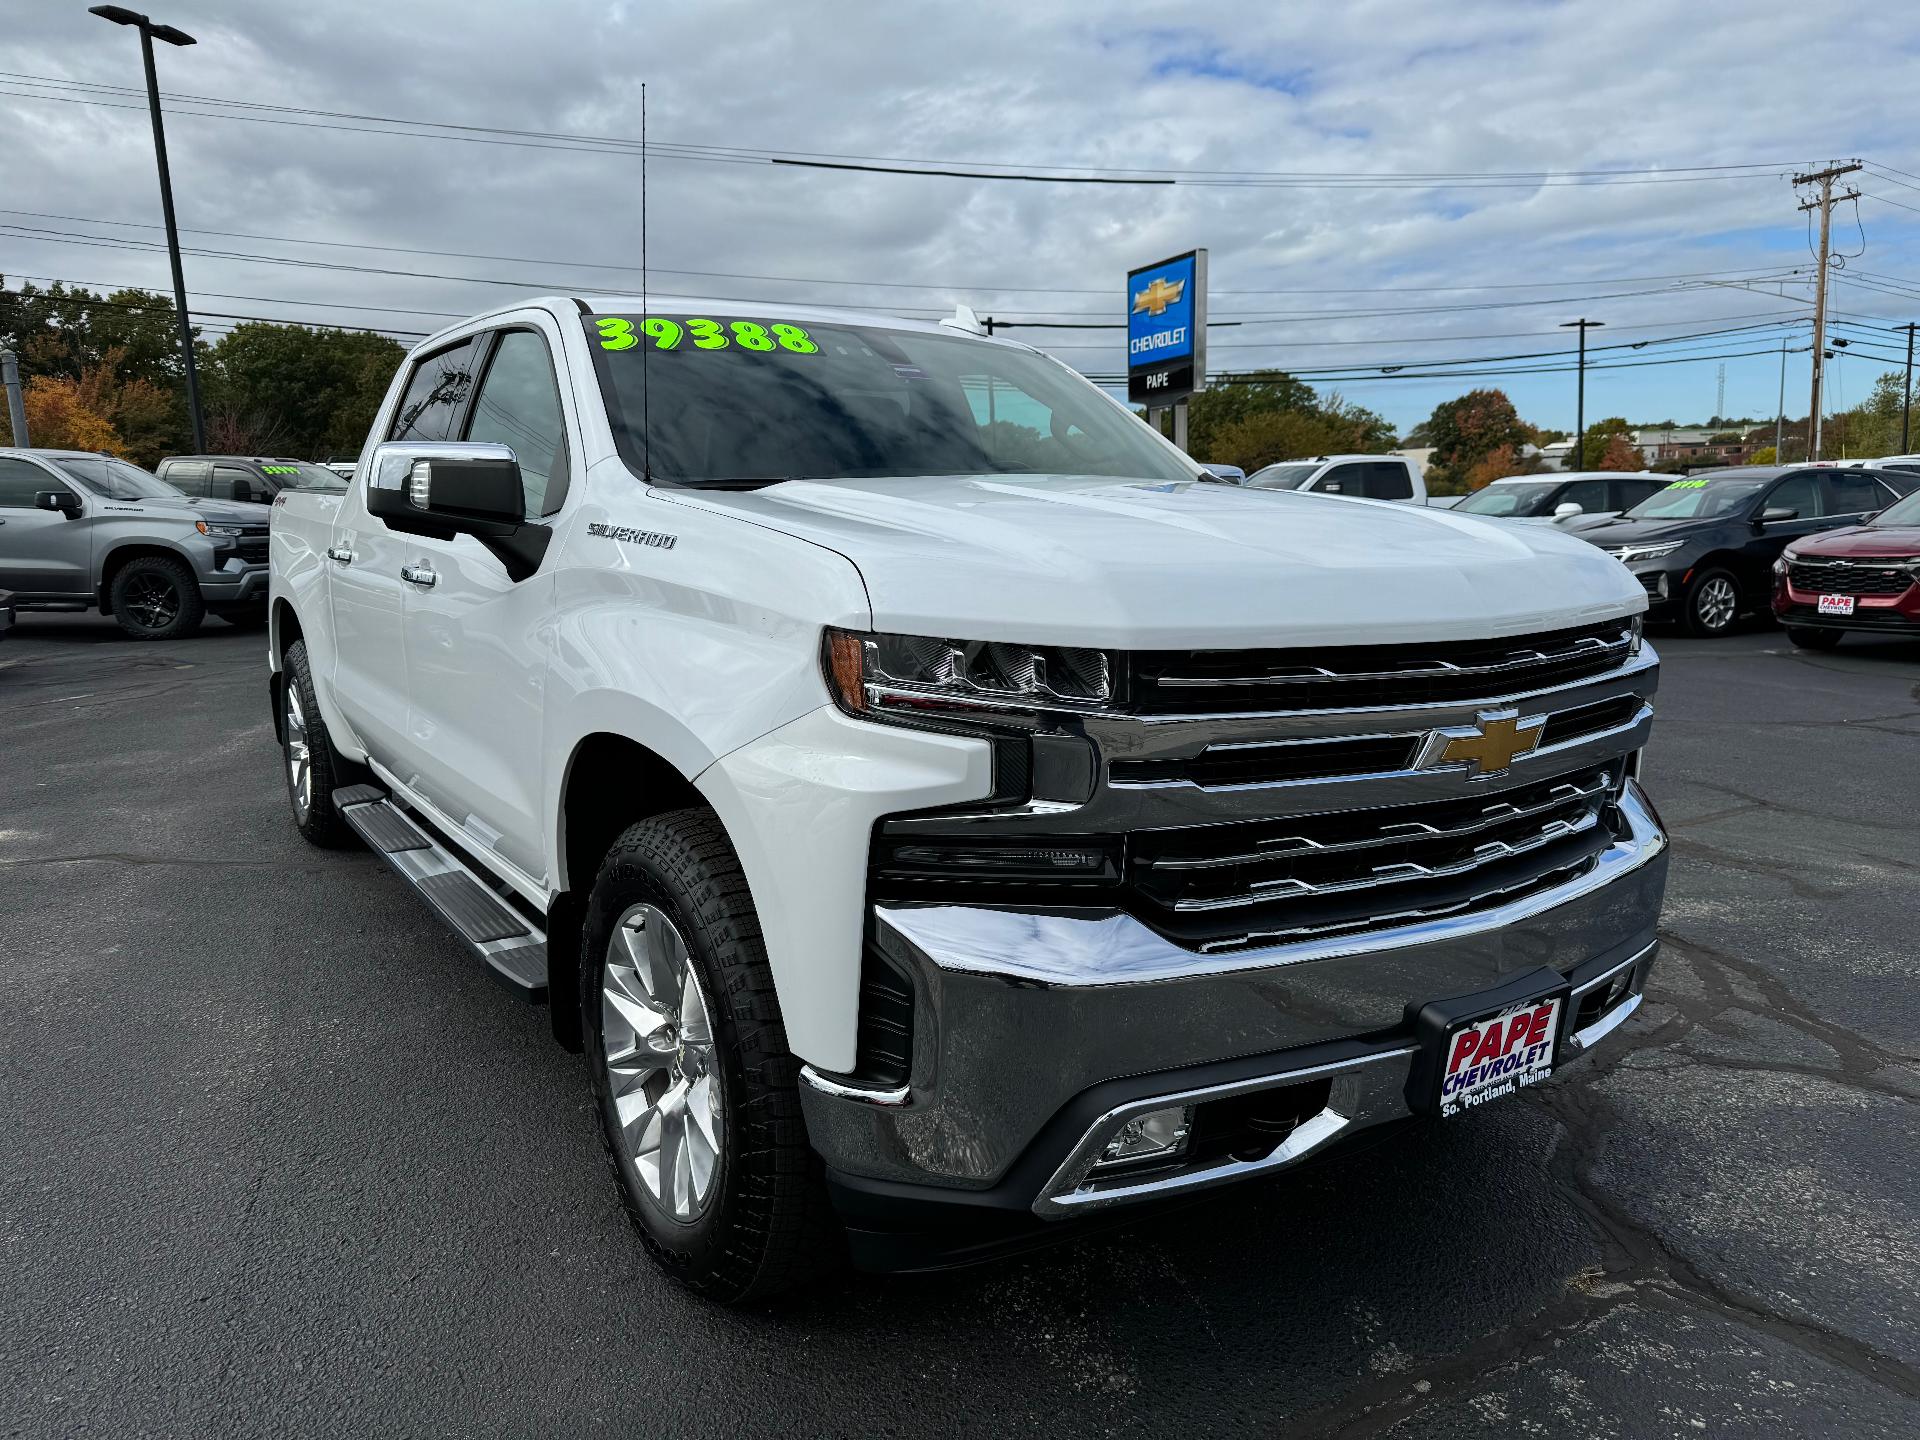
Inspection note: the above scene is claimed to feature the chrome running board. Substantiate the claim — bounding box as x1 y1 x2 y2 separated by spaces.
333 784 549 1001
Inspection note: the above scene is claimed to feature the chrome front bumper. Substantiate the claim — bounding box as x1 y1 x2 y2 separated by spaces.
799 780 1667 1216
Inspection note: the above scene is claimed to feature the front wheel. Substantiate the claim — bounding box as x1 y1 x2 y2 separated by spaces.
1787 626 1843 651
109 555 204 641
584 808 841 1303
1681 568 1741 638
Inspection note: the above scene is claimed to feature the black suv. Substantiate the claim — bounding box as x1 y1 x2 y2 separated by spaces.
1572 465 1919 636
155 455 345 504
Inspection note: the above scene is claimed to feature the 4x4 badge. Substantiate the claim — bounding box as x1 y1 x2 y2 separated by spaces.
1415 709 1546 780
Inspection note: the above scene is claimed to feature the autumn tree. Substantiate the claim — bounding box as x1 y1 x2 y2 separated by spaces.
1577 416 1636 470
9 375 122 453
1422 389 1530 489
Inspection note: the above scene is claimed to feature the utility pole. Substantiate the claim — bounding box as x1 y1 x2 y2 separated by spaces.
1559 319 1603 467
2 349 28 447
1794 162 1862 461
90 6 207 452
1898 321 1918 452
1775 337 1786 461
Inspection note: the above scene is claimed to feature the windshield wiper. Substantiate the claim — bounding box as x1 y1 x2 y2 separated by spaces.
680 475 798 491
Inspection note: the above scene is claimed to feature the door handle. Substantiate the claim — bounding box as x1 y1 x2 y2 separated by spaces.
326 545 354 564
400 563 437 588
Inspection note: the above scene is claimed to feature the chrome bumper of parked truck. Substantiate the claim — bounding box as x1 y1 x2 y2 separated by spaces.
798 780 1666 1206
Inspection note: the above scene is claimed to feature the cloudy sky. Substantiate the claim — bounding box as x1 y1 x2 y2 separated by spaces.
5 0 1920 438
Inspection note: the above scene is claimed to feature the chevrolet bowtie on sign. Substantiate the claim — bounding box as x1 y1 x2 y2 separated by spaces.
1132 277 1186 317
1415 709 1546 779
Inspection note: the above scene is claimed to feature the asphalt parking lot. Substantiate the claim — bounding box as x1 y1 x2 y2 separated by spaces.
4 613 1917 1438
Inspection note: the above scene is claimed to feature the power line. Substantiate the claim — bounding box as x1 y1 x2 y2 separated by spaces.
0 71 1819 188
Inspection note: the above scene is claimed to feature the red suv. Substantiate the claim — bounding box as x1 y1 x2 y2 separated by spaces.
1773 484 1920 647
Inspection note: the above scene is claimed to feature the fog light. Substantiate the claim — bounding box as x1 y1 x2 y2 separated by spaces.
1094 1105 1192 1170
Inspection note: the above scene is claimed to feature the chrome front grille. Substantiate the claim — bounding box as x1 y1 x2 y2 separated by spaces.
875 614 1656 958
1131 763 1621 949
1131 618 1636 714
1787 558 1916 597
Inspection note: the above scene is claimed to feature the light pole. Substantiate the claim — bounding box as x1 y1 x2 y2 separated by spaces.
1560 319 1603 468
89 5 206 451
1898 322 1918 453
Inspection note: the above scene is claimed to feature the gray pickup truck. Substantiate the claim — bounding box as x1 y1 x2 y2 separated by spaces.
0 448 273 640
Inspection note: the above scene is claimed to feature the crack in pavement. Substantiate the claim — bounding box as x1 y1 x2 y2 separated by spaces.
1288 931 1920 1437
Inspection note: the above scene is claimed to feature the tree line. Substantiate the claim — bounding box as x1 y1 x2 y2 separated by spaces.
0 279 405 464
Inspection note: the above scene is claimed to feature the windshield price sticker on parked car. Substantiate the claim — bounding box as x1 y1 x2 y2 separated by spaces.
595 316 818 354
1439 996 1562 1117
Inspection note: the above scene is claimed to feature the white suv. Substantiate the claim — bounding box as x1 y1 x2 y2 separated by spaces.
1242 454 1427 503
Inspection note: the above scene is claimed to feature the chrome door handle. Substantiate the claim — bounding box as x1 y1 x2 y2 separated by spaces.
326 545 354 564
400 563 437 588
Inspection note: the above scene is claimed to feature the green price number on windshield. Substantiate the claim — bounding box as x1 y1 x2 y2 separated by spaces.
597 316 819 354
1666 479 1708 490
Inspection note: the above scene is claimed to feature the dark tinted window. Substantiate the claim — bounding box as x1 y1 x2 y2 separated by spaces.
465 330 569 518
1613 479 1665 509
52 457 181 499
387 339 478 444
213 463 261 501
1766 471 1822 519
1317 463 1368 495
1823 471 1883 515
1362 462 1413 500
0 457 63 508
1559 479 1609 512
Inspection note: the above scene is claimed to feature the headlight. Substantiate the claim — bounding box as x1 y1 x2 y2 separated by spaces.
1607 542 1682 565
195 520 243 538
825 629 1117 717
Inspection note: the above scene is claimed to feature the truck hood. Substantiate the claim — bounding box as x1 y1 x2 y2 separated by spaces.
679 474 1645 648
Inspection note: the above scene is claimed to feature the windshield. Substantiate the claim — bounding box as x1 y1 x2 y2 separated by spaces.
1871 488 1920 526
1456 481 1561 516
586 314 1193 485
1625 478 1765 520
1245 463 1320 490
54 456 184 500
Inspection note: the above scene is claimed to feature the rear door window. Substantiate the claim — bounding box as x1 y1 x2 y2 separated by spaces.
1558 479 1609 512
1823 471 1884 516
213 464 261 501
1361 462 1414 500
165 460 212 496
1317 463 1368 495
387 338 480 444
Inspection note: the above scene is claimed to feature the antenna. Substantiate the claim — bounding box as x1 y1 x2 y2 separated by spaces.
640 81 653 483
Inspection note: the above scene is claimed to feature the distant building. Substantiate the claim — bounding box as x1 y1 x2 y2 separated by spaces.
1537 439 1576 471
1632 427 1755 467
1390 446 1433 475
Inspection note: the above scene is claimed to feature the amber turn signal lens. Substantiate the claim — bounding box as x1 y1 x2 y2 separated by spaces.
826 630 866 712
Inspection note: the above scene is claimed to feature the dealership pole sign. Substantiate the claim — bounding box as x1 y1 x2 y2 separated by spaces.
1127 248 1207 406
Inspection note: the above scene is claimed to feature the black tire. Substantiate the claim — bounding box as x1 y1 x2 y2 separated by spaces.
1787 626 1843 650
1681 567 1741 638
109 555 204 641
280 639 361 848
583 808 842 1303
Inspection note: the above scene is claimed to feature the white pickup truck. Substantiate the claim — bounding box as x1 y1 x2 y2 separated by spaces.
268 297 1668 1301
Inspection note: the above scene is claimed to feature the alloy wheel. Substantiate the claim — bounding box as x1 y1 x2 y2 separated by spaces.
602 903 725 1222
124 573 180 631
285 685 311 818
1695 576 1737 633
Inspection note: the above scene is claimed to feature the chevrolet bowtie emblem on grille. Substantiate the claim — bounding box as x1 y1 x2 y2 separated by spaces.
1416 709 1547 779
1132 277 1186 316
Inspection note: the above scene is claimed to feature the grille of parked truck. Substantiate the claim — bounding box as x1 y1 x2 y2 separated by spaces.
266 297 1667 1301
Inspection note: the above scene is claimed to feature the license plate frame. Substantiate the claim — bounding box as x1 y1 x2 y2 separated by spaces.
1403 966 1571 1119
1818 593 1857 616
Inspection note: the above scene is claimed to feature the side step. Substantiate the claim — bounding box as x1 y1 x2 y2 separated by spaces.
334 784 548 1002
